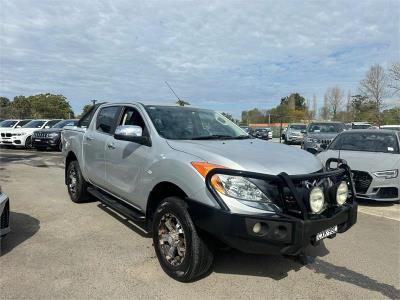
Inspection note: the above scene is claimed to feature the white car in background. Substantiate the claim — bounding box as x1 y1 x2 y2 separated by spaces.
2 119 62 148
318 129 400 202
0 119 32 145
380 125 400 131
0 187 10 238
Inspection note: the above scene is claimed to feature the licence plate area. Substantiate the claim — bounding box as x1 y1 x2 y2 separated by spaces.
315 225 338 241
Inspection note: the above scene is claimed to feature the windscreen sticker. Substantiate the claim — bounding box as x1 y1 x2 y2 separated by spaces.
388 147 394 152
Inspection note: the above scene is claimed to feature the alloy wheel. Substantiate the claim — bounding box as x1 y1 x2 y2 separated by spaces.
158 213 186 267
68 167 78 196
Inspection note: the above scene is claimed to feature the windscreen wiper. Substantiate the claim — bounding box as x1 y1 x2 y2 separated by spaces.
233 135 253 139
191 135 235 140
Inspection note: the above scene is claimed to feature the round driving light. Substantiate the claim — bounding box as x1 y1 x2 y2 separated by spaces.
253 222 262 234
309 186 325 213
336 181 348 206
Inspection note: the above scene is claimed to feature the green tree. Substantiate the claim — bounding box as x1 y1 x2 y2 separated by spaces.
8 93 74 119
0 97 10 119
29 93 74 118
80 104 93 117
9 96 32 118
381 107 400 124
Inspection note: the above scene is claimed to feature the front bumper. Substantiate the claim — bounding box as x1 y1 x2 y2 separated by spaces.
352 170 399 201
0 192 10 237
0 135 27 146
286 135 303 143
188 200 357 255
190 159 357 255
32 137 60 148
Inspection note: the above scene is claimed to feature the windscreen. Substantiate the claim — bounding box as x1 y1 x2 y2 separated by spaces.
290 124 306 130
329 132 399 154
308 123 344 133
22 120 46 128
52 120 78 128
0 120 18 128
145 106 246 140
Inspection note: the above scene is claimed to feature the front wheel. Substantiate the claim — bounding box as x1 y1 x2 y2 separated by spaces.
153 197 214 282
25 136 33 149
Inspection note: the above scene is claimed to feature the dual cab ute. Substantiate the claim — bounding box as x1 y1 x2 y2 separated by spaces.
63 102 357 282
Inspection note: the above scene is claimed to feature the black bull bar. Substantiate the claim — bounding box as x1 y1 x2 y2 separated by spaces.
205 158 357 220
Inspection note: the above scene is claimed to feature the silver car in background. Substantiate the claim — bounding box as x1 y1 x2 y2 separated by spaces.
318 130 400 202
284 123 307 144
302 122 346 154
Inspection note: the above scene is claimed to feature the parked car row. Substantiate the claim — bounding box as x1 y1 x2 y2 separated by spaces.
240 126 273 140
0 119 78 151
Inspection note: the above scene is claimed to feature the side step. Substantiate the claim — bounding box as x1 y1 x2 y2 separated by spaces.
87 186 147 224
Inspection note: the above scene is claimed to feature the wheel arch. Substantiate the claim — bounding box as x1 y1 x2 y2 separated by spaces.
146 181 188 219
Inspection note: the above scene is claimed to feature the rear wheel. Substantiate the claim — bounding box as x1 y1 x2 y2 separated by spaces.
66 160 91 203
153 197 214 282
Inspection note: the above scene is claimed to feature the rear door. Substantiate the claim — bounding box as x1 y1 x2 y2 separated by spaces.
83 105 121 188
104 105 153 206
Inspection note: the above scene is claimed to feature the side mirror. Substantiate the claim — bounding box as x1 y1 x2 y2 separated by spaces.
45 126 50 129
16 125 21 128
301 130 307 134
114 125 151 146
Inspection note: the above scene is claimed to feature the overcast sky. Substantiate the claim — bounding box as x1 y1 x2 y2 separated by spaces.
0 0 399 117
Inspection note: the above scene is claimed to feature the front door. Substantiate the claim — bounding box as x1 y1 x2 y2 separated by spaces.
104 105 153 207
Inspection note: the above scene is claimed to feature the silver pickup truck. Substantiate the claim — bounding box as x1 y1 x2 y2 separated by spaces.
62 102 357 282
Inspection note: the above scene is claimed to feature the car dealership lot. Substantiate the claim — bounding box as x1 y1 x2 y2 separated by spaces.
0 148 399 299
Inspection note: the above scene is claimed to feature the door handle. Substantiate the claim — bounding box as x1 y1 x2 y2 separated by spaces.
107 143 116 149
86 136 94 141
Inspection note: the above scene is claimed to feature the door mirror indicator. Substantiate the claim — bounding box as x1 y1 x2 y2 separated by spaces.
114 125 151 146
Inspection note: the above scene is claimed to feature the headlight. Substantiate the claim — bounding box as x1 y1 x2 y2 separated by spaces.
212 174 268 201
372 169 398 179
309 186 325 213
211 174 278 211
48 132 60 138
336 181 348 206
191 162 276 211
12 132 26 136
307 138 317 143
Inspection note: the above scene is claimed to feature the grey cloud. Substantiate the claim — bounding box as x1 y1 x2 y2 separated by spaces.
0 0 398 116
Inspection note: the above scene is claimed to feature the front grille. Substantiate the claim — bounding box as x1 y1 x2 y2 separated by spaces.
352 170 372 194
34 132 49 138
5 133 12 137
319 139 332 145
0 201 9 229
0 133 4 137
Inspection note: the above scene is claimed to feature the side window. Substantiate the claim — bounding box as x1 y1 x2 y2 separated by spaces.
96 106 120 134
119 107 149 136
